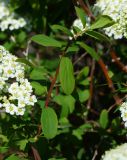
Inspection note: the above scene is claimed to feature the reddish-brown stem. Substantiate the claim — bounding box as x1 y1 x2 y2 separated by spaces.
76 0 95 20
31 146 41 160
45 67 59 107
98 58 121 104
110 50 127 73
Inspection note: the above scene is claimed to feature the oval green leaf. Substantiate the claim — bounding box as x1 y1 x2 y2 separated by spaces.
59 57 75 95
90 15 114 30
41 107 58 139
77 42 100 61
75 7 86 27
51 24 73 36
16 58 35 67
85 30 110 42
31 34 62 47
99 109 109 129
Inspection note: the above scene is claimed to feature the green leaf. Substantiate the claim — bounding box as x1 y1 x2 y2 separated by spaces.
66 45 79 53
30 67 47 80
0 134 8 142
16 58 34 67
16 31 26 43
90 15 114 30
85 30 110 42
99 109 109 129
31 34 62 47
75 7 86 27
77 66 89 80
51 25 73 36
59 57 75 95
72 124 92 140
77 89 90 103
73 26 82 33
0 147 8 154
38 100 45 109
41 107 58 139
16 139 28 151
31 81 47 95
0 33 7 40
77 42 100 61
54 95 75 117
6 154 20 160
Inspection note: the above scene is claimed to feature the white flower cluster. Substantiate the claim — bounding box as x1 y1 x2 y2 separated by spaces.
120 101 127 127
94 0 127 39
0 45 37 116
0 0 26 31
101 143 127 160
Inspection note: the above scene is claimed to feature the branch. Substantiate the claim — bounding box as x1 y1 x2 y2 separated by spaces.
76 0 95 20
110 50 127 73
73 52 87 66
98 58 121 104
45 67 59 107
87 59 95 109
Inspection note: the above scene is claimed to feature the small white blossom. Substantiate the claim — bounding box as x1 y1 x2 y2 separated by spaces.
16 107 25 116
73 19 84 31
101 143 127 160
5 103 17 115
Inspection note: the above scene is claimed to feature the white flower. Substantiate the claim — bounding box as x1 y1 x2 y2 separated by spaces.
73 19 84 31
16 107 25 116
5 103 17 115
0 103 2 108
120 101 127 127
0 1 27 31
0 2 9 20
94 0 127 39
0 45 37 116
26 95 37 106
101 143 127 160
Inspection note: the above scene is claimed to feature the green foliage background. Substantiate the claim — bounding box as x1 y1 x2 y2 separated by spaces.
0 0 127 160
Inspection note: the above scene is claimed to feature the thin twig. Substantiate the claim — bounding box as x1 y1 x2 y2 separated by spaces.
98 58 121 105
87 59 95 109
45 67 59 107
74 52 87 65
110 50 127 73
108 94 127 112
92 149 98 160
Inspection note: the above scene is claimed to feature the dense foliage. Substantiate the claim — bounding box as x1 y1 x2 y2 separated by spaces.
0 0 127 160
